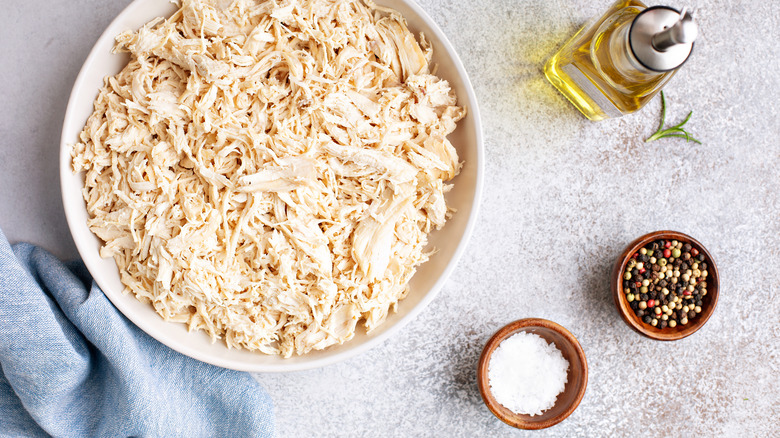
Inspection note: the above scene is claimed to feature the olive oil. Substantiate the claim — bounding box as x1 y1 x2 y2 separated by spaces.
545 1 697 120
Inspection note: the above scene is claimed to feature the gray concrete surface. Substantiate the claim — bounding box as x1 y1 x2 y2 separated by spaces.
1 0 778 436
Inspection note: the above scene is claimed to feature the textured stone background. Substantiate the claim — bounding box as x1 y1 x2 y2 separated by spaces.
2 0 778 436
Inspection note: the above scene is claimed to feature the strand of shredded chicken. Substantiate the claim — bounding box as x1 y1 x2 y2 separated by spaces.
72 0 464 357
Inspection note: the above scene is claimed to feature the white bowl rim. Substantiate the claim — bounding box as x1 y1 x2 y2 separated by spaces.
60 0 484 372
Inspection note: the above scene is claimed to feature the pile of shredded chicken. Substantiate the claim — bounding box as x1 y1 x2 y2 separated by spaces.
72 0 464 357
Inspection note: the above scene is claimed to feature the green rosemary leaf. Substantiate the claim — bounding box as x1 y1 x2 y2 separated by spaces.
645 92 701 144
656 91 668 133
650 132 703 144
673 133 702 144
671 111 694 130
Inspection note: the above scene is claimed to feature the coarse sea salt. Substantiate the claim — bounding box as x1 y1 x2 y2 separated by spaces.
487 331 569 416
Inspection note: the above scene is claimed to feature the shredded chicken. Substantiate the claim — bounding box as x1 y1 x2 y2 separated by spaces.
72 0 464 357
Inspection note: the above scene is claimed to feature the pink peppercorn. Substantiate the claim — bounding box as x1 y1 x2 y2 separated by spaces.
663 249 671 258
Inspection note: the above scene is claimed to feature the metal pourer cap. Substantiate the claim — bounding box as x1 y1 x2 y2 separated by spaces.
629 6 697 72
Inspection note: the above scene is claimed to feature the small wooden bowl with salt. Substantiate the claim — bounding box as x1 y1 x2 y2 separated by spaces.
477 318 588 430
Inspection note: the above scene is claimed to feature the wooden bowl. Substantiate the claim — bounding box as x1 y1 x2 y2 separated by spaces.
477 318 588 430
612 230 719 341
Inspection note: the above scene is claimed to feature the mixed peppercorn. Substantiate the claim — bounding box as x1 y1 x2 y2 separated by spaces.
622 239 709 329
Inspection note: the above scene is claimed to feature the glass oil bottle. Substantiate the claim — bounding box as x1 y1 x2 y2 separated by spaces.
545 1 697 120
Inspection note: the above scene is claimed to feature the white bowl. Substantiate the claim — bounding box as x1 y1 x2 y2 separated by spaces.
60 0 483 372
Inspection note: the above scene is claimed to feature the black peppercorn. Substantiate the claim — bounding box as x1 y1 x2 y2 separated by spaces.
643 315 652 324
683 243 692 252
640 293 648 301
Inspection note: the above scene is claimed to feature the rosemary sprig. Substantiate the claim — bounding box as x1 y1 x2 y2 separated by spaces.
645 91 702 144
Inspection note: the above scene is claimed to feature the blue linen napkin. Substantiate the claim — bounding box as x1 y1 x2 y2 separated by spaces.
0 229 275 437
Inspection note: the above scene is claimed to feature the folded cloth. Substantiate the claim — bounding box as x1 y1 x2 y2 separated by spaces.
0 229 274 438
